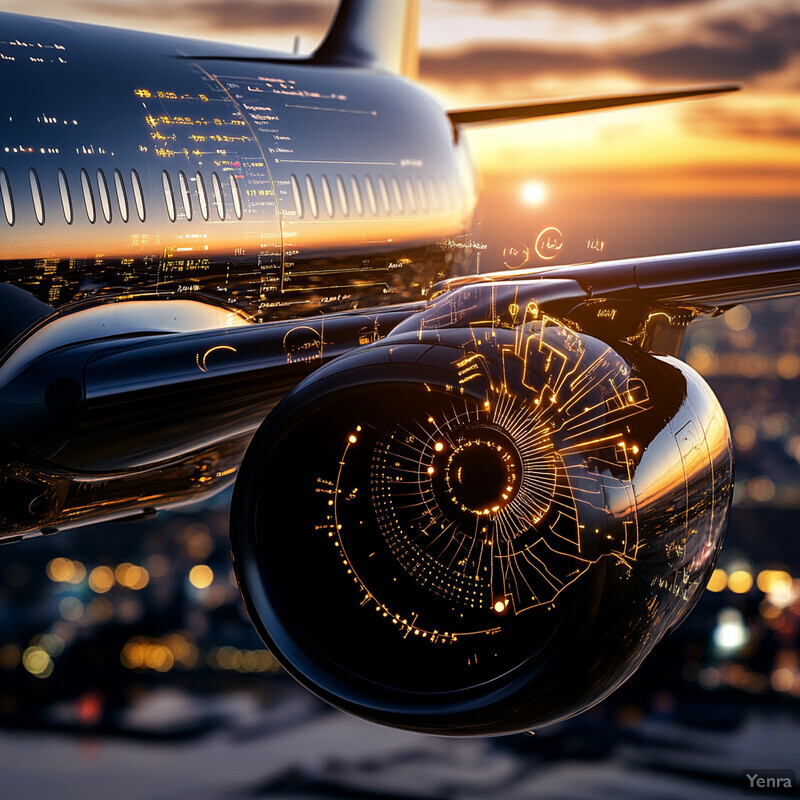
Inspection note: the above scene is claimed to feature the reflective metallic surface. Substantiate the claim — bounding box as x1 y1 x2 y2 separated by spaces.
0 0 791 740
432 241 800 355
231 306 734 735
0 303 419 539
0 11 473 336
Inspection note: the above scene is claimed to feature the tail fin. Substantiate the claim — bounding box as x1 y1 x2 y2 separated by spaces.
313 0 420 78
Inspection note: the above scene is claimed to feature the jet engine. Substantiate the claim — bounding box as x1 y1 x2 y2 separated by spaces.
230 301 733 735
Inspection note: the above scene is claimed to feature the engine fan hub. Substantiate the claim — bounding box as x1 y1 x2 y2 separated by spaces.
443 434 520 516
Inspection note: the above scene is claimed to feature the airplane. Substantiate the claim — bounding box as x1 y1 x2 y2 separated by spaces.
0 0 798 736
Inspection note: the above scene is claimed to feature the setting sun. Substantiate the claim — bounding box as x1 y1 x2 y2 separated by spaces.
521 180 549 206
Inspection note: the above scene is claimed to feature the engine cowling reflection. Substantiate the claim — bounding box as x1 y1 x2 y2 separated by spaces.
231 318 733 736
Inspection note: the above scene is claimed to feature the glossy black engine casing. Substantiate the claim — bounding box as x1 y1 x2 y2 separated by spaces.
231 321 733 735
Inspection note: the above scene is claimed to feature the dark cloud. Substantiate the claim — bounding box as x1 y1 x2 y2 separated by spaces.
479 0 709 8
184 0 333 31
75 0 333 32
621 42 785 83
421 47 597 83
421 14 800 86
626 14 800 82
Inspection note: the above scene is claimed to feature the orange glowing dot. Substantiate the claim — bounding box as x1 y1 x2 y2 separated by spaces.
189 565 214 590
434 442 444 452
632 445 639 454
494 600 506 613
728 570 753 594
47 558 75 583
427 467 435 475
706 568 727 592
348 435 357 444
88 566 115 594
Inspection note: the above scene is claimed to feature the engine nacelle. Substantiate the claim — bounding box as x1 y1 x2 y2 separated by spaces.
230 317 733 735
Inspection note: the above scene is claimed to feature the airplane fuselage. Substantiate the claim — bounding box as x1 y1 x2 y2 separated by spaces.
0 13 476 328
0 12 481 539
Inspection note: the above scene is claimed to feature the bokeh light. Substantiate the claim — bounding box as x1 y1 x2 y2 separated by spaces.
189 564 214 589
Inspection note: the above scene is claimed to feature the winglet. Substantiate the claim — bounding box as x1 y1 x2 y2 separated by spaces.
447 83 741 127
313 0 420 78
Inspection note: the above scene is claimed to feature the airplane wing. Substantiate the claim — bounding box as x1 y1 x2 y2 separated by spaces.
433 239 800 310
446 84 741 127
424 239 800 355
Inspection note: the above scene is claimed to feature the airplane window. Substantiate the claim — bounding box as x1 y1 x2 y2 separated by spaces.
391 176 404 214
113 169 128 223
229 174 243 220
162 171 176 222
440 177 452 209
364 176 378 216
305 175 319 219
0 169 13 225
97 169 112 223
336 175 349 217
195 172 209 221
212 172 225 220
80 169 95 223
350 175 363 217
130 169 145 222
377 176 391 214
405 177 417 214
178 171 193 221
428 177 440 210
321 174 335 218
416 177 429 213
290 174 304 219
57 169 72 224
29 169 44 225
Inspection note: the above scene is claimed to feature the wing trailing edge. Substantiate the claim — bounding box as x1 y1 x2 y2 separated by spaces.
447 84 741 127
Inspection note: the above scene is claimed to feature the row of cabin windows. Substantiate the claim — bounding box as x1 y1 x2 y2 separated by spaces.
161 170 242 224
290 173 454 220
0 167 243 226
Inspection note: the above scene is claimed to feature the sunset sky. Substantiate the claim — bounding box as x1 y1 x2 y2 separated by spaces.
1 0 798 257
